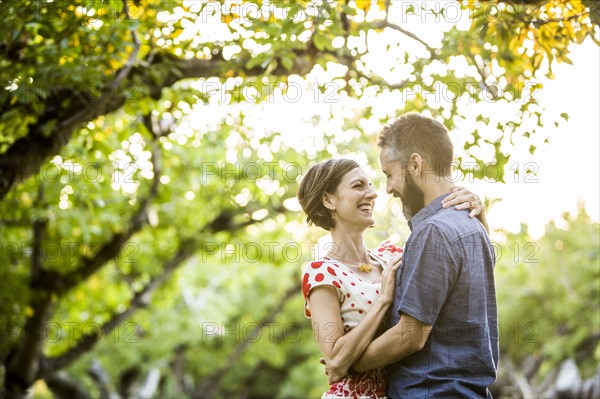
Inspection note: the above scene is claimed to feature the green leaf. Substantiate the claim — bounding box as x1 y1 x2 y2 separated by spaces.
281 54 295 71
313 34 330 51
41 119 57 137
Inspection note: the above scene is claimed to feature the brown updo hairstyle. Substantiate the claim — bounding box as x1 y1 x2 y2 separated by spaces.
296 159 359 231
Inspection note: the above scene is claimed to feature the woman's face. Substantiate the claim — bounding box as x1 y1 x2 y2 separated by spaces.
325 167 377 231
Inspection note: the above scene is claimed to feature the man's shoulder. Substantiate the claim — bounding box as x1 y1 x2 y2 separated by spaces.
418 207 487 242
416 206 465 230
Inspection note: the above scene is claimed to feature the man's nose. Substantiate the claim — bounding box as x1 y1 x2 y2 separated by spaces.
386 180 393 195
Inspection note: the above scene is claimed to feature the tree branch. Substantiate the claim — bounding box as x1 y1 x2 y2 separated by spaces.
376 20 436 56
0 46 318 199
31 182 46 278
194 280 301 397
30 185 154 295
169 344 191 396
575 330 600 360
468 54 500 100
232 351 313 399
30 131 161 295
44 371 92 399
521 11 590 28
59 0 141 131
384 0 391 22
0 0 145 203
87 359 121 399
39 237 195 374
39 207 283 376
5 293 57 396
349 65 410 91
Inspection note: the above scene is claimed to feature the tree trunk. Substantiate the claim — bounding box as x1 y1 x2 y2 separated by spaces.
44 372 92 399
4 294 56 399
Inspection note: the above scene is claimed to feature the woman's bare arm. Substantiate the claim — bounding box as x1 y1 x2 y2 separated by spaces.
308 255 401 379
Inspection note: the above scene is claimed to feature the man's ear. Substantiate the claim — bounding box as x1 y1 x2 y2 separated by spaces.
322 192 336 211
408 153 424 176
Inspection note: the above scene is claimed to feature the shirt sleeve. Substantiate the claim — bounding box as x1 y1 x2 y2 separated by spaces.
302 260 344 318
395 224 458 326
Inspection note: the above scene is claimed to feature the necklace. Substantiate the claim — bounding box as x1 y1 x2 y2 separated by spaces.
358 263 374 273
331 253 373 273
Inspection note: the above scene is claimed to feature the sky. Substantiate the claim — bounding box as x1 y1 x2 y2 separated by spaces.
472 39 599 238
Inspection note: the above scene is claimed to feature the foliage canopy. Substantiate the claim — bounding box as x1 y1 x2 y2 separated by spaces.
0 0 598 397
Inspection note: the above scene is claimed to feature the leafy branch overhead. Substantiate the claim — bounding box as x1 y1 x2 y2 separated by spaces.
1 0 598 194
0 1 598 398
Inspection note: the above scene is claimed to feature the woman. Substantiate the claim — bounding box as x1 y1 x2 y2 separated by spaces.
297 159 486 398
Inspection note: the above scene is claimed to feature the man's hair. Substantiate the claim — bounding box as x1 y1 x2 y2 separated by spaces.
296 158 359 231
377 112 454 176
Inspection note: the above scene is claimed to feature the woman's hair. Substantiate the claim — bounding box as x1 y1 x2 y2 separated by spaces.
297 158 359 231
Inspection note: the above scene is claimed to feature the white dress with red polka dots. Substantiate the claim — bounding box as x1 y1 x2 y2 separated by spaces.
302 241 403 399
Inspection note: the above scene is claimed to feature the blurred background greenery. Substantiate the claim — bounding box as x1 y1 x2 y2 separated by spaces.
1 0 598 398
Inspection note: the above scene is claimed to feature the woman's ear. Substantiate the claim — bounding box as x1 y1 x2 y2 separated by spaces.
322 192 336 211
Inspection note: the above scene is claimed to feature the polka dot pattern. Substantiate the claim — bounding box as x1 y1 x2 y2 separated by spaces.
302 241 404 325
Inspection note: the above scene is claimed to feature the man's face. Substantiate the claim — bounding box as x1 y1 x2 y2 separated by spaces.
380 147 425 220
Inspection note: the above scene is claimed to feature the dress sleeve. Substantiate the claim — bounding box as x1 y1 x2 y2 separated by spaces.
371 240 404 267
302 260 344 318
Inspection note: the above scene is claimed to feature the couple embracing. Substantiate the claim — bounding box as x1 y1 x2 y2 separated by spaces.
297 112 498 398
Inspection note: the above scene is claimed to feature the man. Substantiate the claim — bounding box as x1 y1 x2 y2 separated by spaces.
328 112 498 398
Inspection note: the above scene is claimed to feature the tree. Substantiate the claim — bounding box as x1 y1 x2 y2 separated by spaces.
491 204 600 398
1 0 598 193
0 0 598 397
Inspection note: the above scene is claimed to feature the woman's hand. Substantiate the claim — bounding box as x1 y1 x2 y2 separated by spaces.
442 186 489 233
380 253 402 304
442 186 484 217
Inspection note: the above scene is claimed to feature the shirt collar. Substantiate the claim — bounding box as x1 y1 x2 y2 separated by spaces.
407 193 448 231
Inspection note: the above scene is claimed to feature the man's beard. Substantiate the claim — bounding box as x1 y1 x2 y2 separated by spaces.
398 174 425 221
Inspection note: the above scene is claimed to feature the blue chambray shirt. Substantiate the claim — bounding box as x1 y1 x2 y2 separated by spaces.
388 194 498 399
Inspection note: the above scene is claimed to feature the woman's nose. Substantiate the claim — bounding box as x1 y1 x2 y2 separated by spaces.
366 187 377 199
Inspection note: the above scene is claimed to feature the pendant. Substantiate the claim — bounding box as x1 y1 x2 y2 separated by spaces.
358 263 373 273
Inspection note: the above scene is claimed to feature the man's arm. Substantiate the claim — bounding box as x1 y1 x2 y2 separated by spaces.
353 312 432 372
326 312 432 383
